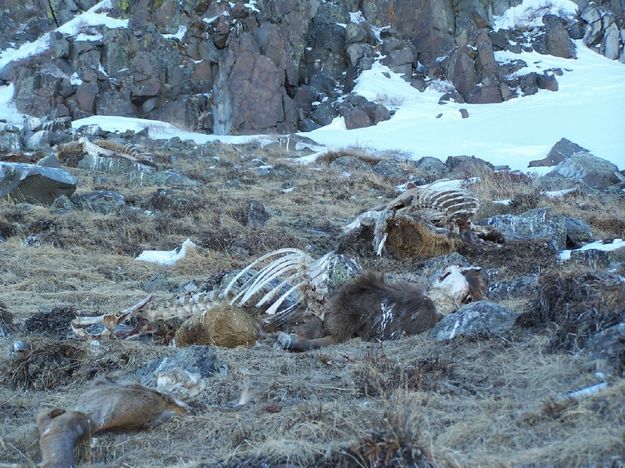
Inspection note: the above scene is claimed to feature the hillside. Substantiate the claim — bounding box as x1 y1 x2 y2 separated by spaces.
1 0 625 466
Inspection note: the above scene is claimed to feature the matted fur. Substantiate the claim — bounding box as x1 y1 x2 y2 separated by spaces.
174 303 258 348
325 271 441 342
385 217 461 258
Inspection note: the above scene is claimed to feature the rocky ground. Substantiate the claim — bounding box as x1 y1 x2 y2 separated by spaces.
0 124 624 466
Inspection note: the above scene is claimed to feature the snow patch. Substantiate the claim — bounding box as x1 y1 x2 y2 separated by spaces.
136 239 197 266
0 0 128 74
493 0 578 31
349 11 366 24
71 116 263 145
304 42 625 171
559 239 625 261
163 25 187 40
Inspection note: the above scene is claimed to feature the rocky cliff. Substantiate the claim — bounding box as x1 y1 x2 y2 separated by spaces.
1 0 624 136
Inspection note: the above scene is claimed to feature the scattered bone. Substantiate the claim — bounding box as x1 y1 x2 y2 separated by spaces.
156 369 206 400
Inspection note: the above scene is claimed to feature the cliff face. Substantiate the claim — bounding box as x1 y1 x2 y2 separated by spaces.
1 0 624 135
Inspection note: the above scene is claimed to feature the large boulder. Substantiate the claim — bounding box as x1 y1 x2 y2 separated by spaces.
535 14 576 59
0 162 77 204
482 207 568 249
545 152 622 189
213 33 297 135
431 301 519 341
529 138 589 167
336 94 391 130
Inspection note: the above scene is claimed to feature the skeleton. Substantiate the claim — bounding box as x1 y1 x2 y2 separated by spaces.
220 247 487 350
344 179 501 256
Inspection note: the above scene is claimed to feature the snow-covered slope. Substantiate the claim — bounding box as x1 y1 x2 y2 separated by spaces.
0 0 623 172
305 41 625 171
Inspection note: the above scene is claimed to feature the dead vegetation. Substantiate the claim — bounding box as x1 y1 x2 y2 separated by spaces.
519 271 625 352
1 141 624 466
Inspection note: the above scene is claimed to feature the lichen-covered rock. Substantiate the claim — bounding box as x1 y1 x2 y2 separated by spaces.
72 190 126 214
432 300 518 340
529 138 588 167
0 162 77 204
545 152 622 189
483 208 568 249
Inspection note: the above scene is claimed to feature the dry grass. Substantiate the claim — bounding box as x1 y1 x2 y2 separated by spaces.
0 141 623 466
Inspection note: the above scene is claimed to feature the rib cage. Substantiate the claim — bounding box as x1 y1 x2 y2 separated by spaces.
387 180 479 226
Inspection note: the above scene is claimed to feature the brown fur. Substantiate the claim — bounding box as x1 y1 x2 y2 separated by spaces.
459 268 489 303
174 303 258 348
37 383 189 467
386 217 461 258
37 408 91 468
281 272 442 351
74 383 190 432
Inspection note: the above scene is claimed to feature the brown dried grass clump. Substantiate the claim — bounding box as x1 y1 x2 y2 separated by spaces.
331 392 437 468
518 272 625 352
175 303 258 348
386 217 461 258
318 147 384 166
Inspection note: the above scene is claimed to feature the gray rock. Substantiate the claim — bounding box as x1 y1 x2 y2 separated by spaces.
452 51 477 101
73 190 125 214
536 73 559 91
26 130 53 150
483 208 568 249
581 5 603 46
488 275 540 300
539 15 576 59
37 154 62 168
337 94 391 129
135 345 220 387
0 162 77 204
0 126 22 152
50 194 75 212
412 157 448 182
147 170 199 187
373 160 410 181
246 199 271 228
346 43 375 67
564 217 593 244
431 301 518 341
330 156 371 173
602 22 620 60
519 72 539 96
586 322 625 373
312 101 338 126
346 23 372 45
446 155 494 177
529 138 588 167
545 152 621 189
